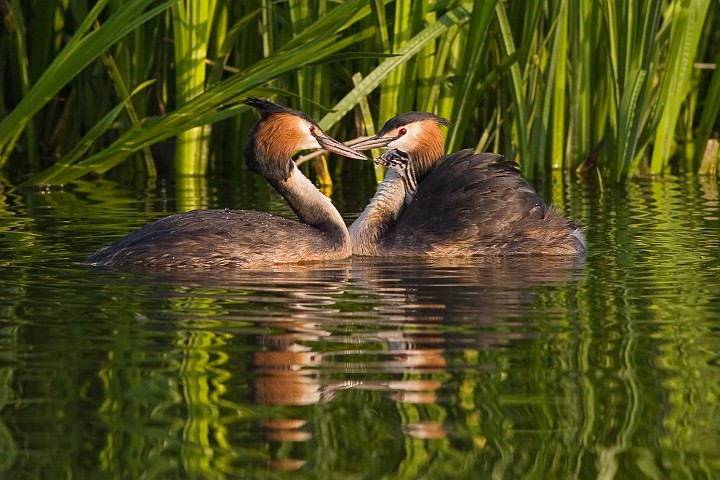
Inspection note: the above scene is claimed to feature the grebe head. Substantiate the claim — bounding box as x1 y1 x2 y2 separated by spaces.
352 112 450 178
243 97 366 181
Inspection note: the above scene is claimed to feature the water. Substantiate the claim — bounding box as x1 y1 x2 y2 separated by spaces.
1 172 719 479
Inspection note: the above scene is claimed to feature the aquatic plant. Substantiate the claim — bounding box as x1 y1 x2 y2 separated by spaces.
0 0 718 184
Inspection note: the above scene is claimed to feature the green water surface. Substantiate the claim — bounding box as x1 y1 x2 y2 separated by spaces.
0 171 719 479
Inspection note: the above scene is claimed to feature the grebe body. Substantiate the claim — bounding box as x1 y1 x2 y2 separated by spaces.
86 98 366 268
349 112 586 257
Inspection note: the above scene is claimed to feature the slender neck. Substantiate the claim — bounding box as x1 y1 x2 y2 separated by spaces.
349 136 445 255
400 163 419 206
349 169 407 255
268 165 350 250
407 144 443 180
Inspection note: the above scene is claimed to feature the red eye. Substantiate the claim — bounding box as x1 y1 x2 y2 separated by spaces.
399 128 407 135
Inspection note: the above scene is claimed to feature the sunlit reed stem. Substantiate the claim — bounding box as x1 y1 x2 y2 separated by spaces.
171 0 218 176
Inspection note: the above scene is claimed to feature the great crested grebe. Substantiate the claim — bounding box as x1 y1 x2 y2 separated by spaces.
348 112 586 256
85 98 367 268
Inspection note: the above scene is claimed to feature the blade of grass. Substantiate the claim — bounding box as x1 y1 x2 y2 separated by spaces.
172 0 218 175
415 6 437 111
23 0 368 185
494 2 529 170
100 49 155 174
319 4 473 130
693 50 720 171
650 0 712 174
0 0 180 164
7 0 37 167
446 0 498 153
601 0 661 178
206 9 262 88
394 2 426 115
698 139 718 175
21 80 156 186
550 0 568 169
528 4 562 173
351 72 385 182
378 0 412 128
567 0 592 169
434 24 462 120
616 68 647 181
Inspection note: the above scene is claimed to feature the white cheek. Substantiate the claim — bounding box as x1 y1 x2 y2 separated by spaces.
298 131 321 150
386 122 424 150
387 135 415 151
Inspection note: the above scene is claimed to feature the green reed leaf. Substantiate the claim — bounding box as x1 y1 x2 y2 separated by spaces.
446 0 498 153
24 0 368 184
494 2 529 170
651 0 712 174
0 0 180 164
21 80 156 186
319 4 472 130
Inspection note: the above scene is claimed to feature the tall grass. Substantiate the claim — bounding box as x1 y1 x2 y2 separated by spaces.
171 0 218 175
0 0 718 186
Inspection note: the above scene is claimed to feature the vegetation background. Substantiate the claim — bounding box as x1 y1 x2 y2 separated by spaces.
0 0 718 188
1 3 720 477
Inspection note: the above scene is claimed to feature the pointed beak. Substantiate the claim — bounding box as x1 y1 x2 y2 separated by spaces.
312 131 368 160
350 134 395 151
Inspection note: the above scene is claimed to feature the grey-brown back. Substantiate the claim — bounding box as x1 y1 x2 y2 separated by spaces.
382 150 586 256
85 209 350 268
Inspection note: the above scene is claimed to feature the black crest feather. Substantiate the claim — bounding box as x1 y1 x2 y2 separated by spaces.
378 112 451 135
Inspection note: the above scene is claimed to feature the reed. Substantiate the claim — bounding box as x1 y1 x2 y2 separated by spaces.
0 0 717 186
171 0 218 175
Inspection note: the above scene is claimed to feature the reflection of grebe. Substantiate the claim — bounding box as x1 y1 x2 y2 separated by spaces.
85 98 366 268
253 319 363 406
350 112 586 256
252 316 446 407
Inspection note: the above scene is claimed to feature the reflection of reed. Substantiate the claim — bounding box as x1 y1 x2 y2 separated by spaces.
698 174 718 221
145 256 581 412
351 256 584 349
0 336 17 471
119 254 583 465
250 256 582 412
11 174 720 478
